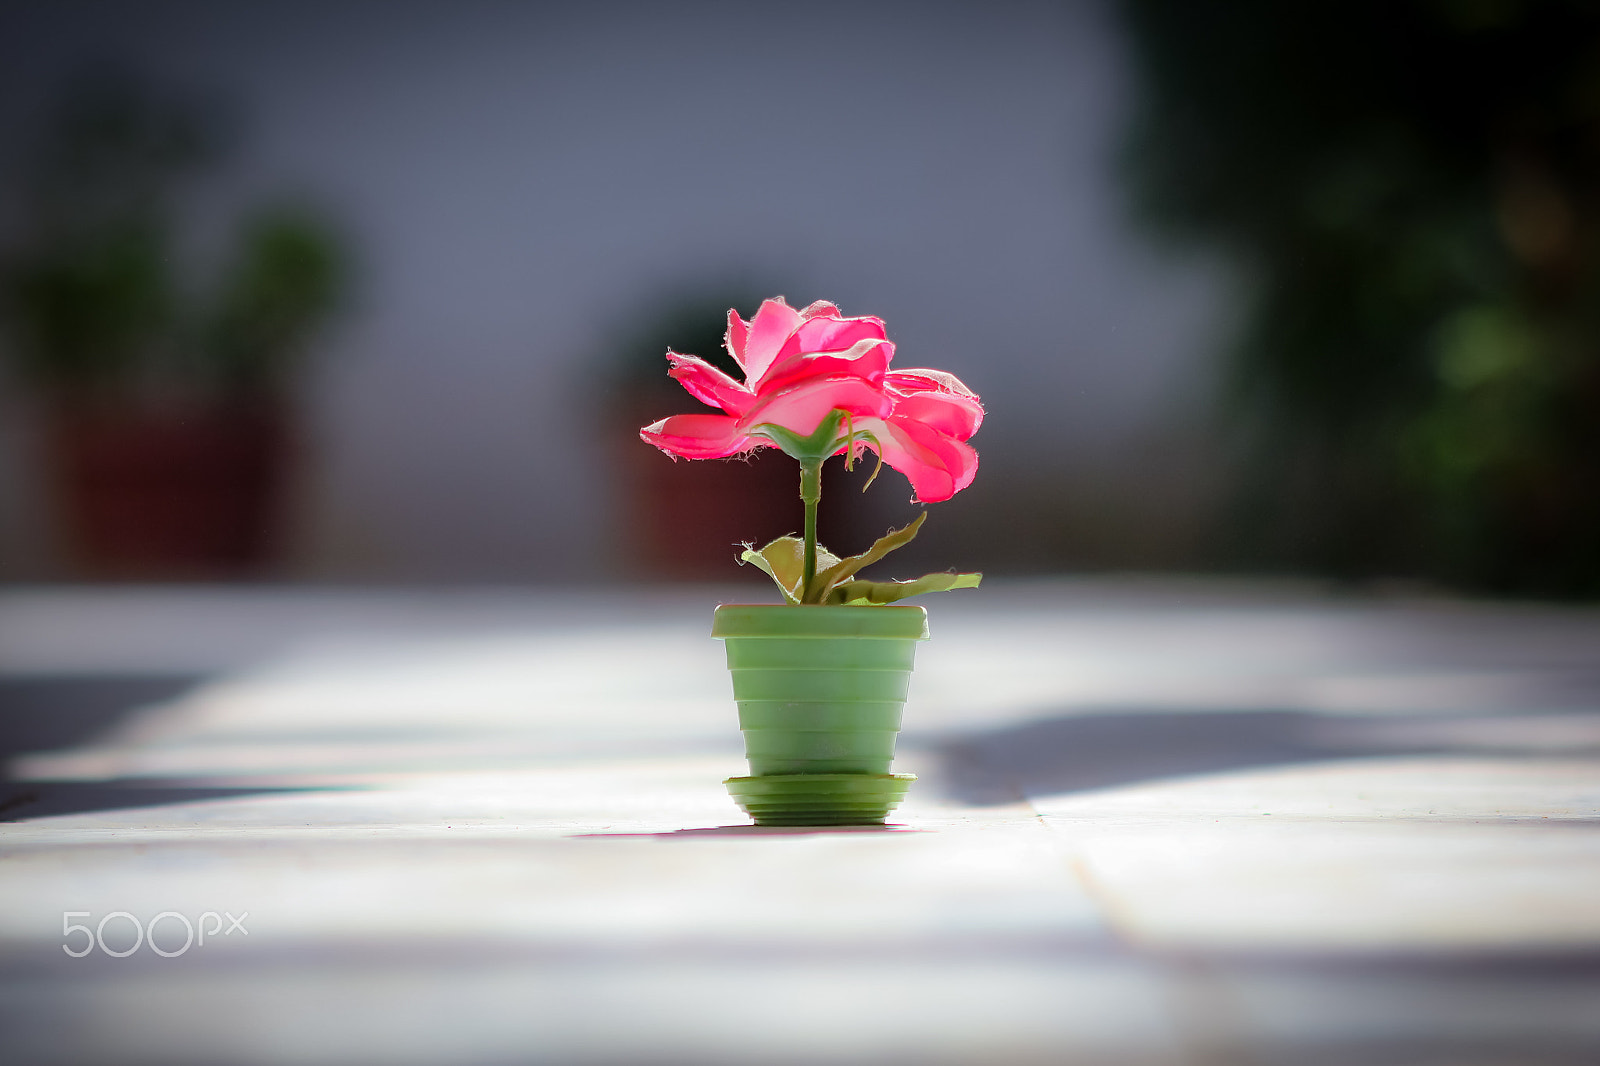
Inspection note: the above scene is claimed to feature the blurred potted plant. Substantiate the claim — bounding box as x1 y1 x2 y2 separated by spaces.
1117 0 1600 596
639 297 982 825
0 69 346 578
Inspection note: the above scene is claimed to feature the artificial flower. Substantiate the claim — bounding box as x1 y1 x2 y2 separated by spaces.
640 298 982 502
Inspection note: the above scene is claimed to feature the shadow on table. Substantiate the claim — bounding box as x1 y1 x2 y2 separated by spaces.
0 780 342 821
572 824 930 839
0 674 203 765
0 674 336 821
933 706 1600 805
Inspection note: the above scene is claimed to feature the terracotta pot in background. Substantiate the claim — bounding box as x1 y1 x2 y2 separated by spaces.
617 401 873 581
619 426 801 580
45 399 290 580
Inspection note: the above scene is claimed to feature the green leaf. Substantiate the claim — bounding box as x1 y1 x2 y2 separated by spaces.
811 512 926 598
740 535 840 605
825 571 982 605
738 546 800 604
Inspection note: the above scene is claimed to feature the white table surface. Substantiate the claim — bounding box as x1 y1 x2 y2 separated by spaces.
2 579 1598 1065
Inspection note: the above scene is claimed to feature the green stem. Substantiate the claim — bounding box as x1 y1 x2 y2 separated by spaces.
800 458 822 603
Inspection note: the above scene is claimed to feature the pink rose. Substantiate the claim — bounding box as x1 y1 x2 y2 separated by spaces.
640 297 981 502
850 368 983 503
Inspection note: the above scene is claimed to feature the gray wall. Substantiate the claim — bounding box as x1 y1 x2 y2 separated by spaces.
0 0 1227 581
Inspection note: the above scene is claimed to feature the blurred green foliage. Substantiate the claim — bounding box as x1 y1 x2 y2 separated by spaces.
1 67 346 398
606 287 773 411
1118 0 1600 597
200 209 346 390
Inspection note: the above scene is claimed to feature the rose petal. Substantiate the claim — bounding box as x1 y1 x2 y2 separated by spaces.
852 415 979 503
639 414 752 459
724 310 750 374
886 385 984 440
767 316 890 380
666 351 756 415
799 300 841 319
739 375 891 438
797 311 886 348
758 338 894 394
740 297 803 383
886 368 979 400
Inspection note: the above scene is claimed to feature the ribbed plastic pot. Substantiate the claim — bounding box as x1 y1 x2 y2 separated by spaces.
714 604 928 826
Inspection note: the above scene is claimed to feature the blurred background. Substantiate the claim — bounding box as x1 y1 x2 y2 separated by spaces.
0 0 1595 597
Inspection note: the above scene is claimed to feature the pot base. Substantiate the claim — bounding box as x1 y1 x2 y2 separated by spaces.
725 772 916 826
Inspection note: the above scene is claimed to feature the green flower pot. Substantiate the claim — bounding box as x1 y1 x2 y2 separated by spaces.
714 604 928 826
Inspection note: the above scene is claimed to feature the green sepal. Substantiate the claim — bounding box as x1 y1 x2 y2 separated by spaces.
811 511 926 597
826 571 983 605
747 409 851 464
740 535 841 605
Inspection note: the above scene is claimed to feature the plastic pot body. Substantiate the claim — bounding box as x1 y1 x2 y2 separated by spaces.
714 604 926 825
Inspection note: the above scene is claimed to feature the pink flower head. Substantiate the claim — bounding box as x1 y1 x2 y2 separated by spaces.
640 297 981 502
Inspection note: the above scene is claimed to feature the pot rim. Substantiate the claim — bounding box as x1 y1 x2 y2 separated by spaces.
712 603 929 640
